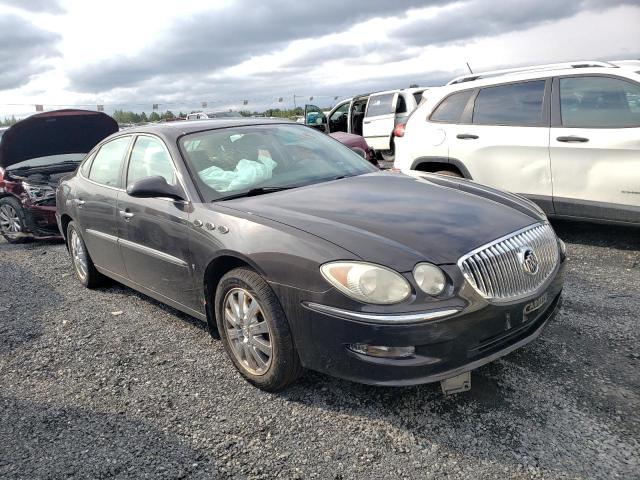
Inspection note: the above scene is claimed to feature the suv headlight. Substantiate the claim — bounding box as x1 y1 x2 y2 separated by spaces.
320 261 411 304
413 263 446 295
22 183 55 202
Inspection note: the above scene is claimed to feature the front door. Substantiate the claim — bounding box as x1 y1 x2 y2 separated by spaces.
549 75 640 222
448 79 553 212
304 104 326 132
77 135 132 277
118 135 197 308
363 92 397 151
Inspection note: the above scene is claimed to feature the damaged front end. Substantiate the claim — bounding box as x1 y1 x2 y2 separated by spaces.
0 109 118 242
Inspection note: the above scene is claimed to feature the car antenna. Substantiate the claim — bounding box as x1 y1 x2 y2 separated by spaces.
466 62 473 74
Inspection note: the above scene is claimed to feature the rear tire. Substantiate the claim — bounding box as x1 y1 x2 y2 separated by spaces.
66 221 105 288
215 267 303 391
0 197 30 244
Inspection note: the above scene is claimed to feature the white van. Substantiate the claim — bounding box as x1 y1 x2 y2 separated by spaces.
305 87 427 161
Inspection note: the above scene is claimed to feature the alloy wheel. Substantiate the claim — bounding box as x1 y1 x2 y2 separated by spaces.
223 287 273 376
70 229 88 282
0 204 21 236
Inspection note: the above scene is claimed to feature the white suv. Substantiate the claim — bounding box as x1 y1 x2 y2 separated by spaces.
305 87 428 161
394 61 640 225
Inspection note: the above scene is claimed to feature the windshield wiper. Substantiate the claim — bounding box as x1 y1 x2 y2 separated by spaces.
214 186 294 201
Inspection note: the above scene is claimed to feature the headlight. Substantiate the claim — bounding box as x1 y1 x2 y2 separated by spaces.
320 261 411 304
22 183 55 202
413 263 446 296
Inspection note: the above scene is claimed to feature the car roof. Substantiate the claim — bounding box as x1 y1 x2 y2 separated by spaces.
444 60 639 90
119 118 297 139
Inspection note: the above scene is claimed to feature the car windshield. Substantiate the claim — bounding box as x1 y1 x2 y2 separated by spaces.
6 153 86 171
180 124 378 201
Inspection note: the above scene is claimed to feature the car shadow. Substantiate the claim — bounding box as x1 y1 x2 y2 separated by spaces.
99 282 210 334
551 219 640 251
0 395 221 478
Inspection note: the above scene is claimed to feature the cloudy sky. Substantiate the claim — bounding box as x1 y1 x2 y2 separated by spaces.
0 0 638 118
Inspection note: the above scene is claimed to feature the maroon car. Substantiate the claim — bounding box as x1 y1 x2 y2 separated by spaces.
328 131 376 165
0 109 118 243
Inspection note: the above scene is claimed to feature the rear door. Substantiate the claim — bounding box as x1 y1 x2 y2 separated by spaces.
76 135 132 277
549 75 640 222
448 79 553 212
118 134 197 308
363 92 397 150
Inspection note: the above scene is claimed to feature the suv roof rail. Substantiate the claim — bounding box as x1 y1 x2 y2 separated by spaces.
446 60 618 85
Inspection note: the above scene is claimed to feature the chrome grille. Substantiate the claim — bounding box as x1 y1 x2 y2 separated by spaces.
458 223 559 302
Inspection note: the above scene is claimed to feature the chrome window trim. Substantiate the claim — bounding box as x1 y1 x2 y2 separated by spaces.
303 302 460 324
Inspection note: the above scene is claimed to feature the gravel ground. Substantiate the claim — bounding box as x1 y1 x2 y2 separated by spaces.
0 220 638 479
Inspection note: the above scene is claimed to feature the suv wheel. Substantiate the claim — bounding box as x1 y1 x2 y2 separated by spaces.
215 267 303 391
0 197 29 243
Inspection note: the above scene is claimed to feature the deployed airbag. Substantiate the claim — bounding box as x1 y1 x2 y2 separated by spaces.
199 154 277 192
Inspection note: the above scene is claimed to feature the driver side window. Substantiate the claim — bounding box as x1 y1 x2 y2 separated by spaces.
127 136 177 187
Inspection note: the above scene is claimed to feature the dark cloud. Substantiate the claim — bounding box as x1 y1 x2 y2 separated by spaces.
0 0 65 13
389 0 636 47
69 0 443 92
0 14 60 90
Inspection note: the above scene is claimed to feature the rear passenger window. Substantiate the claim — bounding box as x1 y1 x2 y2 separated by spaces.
88 136 131 188
430 90 473 123
560 76 640 128
473 80 545 126
395 95 407 114
365 94 395 117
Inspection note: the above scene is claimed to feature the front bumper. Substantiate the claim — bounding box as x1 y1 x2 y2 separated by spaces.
272 261 565 386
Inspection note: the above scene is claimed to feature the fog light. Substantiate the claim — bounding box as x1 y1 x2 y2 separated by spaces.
348 344 415 358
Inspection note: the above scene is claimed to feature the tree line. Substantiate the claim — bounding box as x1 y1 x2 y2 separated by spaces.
0 106 327 127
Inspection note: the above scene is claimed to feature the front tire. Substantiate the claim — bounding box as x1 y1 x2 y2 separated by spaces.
67 221 104 288
215 267 303 391
0 197 30 243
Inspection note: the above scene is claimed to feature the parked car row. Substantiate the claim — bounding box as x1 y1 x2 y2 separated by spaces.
304 86 427 161
1 58 637 394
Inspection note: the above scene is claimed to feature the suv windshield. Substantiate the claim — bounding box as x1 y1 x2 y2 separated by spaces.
180 124 378 201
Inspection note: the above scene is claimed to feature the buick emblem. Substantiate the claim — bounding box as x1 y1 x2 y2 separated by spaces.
519 247 539 275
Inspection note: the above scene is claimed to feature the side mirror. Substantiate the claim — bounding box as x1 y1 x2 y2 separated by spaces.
126 175 185 201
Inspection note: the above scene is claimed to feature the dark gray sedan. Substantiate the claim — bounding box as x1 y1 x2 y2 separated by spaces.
56 119 566 392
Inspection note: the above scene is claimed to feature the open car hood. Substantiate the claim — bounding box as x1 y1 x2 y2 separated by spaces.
0 109 118 169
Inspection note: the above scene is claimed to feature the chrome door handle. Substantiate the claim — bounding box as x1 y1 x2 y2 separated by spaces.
119 210 134 221
76 199 85 207
363 121 371 124
456 134 479 140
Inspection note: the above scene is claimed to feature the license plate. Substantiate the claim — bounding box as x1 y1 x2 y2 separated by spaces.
524 293 548 316
440 371 471 395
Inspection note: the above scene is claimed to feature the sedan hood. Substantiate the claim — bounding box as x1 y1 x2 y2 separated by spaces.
221 172 541 270
0 109 118 169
